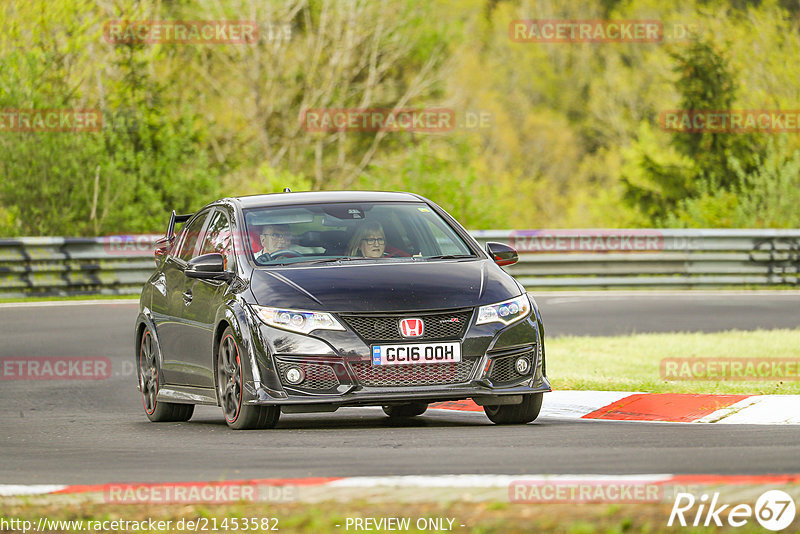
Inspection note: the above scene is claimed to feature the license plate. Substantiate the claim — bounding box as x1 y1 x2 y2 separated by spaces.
371 342 461 366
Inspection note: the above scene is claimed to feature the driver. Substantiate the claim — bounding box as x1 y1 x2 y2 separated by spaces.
255 224 292 261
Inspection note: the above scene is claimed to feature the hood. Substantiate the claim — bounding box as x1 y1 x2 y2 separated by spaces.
248 259 521 312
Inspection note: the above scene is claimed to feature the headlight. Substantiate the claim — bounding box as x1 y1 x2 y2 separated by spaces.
475 295 531 326
252 305 345 334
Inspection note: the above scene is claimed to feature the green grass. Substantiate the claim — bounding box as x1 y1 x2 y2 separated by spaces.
548 328 800 394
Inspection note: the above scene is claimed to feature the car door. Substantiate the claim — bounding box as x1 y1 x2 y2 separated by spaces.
178 208 236 388
152 209 211 386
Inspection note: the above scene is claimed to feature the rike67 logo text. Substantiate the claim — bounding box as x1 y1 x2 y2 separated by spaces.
669 490 797 531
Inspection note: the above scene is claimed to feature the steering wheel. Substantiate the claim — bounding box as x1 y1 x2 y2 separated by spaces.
269 249 302 259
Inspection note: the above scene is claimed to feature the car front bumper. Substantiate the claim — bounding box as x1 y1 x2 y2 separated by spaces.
243 379 551 408
245 301 550 408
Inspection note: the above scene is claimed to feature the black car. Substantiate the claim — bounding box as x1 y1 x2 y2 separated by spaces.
135 191 550 429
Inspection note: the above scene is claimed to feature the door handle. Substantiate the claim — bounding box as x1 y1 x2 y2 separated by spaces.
182 290 193 304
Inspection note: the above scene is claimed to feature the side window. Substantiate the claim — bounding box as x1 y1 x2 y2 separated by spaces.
200 210 233 265
425 220 463 255
417 215 471 256
177 212 209 262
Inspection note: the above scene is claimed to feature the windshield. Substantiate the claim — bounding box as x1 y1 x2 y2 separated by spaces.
243 202 476 266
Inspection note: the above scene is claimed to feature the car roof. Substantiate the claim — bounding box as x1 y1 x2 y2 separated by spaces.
229 190 424 209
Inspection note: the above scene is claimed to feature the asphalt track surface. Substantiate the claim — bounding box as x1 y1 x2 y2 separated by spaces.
1 292 799 484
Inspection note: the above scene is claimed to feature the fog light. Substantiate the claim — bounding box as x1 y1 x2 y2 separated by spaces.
285 366 305 385
515 357 531 375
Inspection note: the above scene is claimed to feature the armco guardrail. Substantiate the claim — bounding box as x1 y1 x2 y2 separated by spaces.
0 229 798 298
0 235 161 299
472 229 800 288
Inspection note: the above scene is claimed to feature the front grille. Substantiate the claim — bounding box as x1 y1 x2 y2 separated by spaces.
340 309 473 343
276 361 339 391
488 348 536 385
350 360 476 387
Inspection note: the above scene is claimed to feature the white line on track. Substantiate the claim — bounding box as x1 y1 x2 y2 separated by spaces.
0 299 138 308
698 395 800 425
0 485 66 496
326 474 675 488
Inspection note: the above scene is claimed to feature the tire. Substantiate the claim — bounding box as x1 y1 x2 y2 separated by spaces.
483 393 543 425
138 327 194 422
217 327 280 430
382 402 428 418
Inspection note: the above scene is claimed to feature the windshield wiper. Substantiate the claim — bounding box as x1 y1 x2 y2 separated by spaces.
271 256 360 266
423 254 474 260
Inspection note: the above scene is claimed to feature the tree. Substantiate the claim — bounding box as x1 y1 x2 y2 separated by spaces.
0 0 219 236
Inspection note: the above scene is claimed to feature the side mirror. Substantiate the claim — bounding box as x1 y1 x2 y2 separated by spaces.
185 253 233 281
486 242 519 267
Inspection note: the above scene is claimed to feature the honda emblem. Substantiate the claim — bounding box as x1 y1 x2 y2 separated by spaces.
399 318 424 338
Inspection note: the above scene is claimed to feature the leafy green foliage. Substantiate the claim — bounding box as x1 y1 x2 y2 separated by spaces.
0 0 798 235
0 1 218 236
360 138 503 229
667 137 800 227
622 36 755 221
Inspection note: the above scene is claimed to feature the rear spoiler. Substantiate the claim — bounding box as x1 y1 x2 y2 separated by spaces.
166 210 194 241
153 211 193 264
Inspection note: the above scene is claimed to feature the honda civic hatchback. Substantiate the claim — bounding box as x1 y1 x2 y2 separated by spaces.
135 191 550 429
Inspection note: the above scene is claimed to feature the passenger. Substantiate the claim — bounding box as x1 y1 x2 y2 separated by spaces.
346 222 386 258
254 224 292 261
